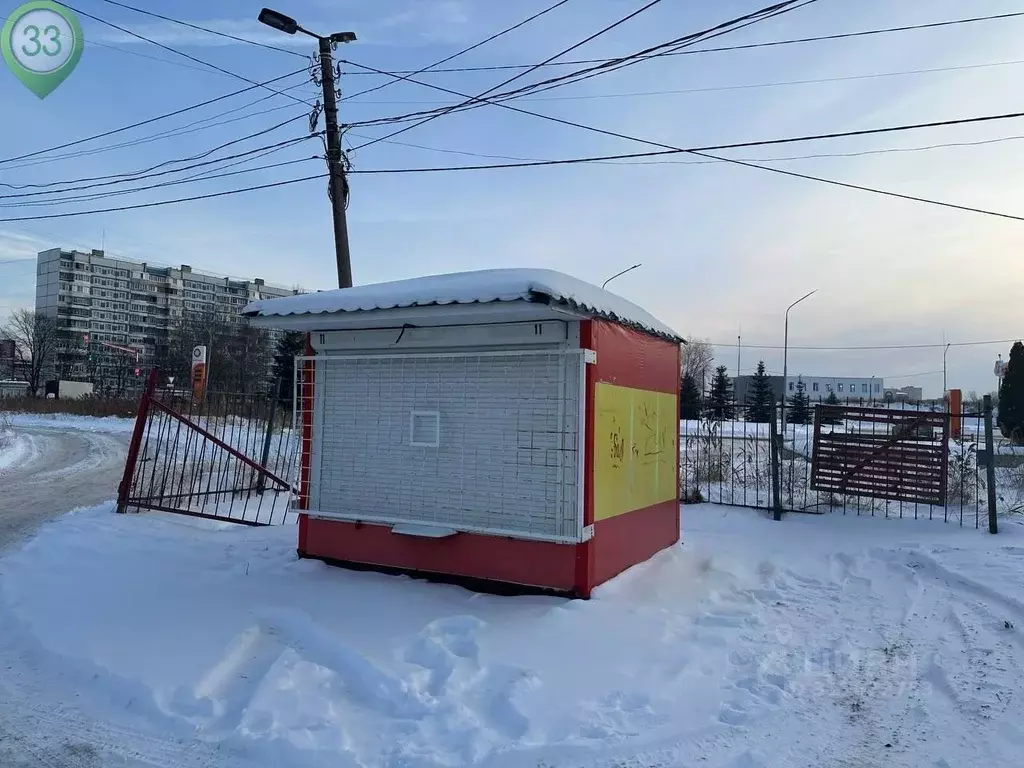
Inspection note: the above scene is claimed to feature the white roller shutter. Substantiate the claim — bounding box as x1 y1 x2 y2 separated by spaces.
307 350 584 542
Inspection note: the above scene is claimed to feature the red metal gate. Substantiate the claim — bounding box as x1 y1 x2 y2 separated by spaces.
117 370 298 525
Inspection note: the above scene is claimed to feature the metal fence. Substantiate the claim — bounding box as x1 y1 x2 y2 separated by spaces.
118 371 299 525
680 396 1018 528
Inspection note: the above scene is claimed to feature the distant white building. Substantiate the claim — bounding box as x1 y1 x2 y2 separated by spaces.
785 376 883 400
734 374 884 403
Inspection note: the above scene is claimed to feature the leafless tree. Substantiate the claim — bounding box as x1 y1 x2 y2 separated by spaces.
155 310 271 393
2 310 59 396
682 337 715 392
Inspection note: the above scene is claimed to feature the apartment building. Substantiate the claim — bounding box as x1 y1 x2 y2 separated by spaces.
35 248 300 389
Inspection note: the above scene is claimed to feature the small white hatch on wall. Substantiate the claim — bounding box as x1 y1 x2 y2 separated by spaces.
410 410 440 448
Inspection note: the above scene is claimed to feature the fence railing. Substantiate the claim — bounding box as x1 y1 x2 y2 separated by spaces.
680 396 1020 528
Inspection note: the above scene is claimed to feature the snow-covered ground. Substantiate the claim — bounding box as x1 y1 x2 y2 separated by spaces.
1 502 1022 767
4 412 136 434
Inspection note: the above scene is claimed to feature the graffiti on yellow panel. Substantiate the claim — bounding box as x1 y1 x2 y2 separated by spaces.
594 382 678 521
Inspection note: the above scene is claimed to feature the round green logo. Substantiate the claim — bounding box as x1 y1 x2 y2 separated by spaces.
2 1 84 98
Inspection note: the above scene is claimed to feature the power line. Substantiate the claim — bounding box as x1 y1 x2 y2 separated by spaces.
348 130 1024 167
0 176 327 223
56 2 313 106
342 57 1024 106
342 115 1024 172
94 0 307 58
0 68 308 167
0 133 318 203
349 0 685 151
341 60 1024 222
345 0 575 101
404 0 823 124
337 10 1024 76
0 12 248 76
0 117 310 199
0 81 316 174
351 0 813 150
1 156 320 209
710 338 1022 350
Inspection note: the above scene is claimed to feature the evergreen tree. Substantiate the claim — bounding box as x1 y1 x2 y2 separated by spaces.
680 372 702 420
788 379 811 425
821 390 843 425
705 365 736 420
271 331 307 408
998 340 1024 443
744 360 775 423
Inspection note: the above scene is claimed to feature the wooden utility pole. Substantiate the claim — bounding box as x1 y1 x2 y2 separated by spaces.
318 38 353 289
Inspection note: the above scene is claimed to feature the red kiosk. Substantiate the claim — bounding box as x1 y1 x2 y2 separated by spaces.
244 269 681 597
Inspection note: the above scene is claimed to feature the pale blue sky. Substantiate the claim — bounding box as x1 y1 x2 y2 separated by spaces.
1 0 1022 395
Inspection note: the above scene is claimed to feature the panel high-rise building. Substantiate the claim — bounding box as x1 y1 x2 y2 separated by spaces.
35 248 300 389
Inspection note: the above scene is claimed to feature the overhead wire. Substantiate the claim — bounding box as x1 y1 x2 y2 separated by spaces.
335 10 1024 76
93 0 308 58
396 0 824 125
0 132 318 202
350 0 814 149
341 57 1024 106
347 1 822 129
711 338 1022 350
0 79 317 175
339 60 1024 222
56 2 314 106
344 0 576 101
0 176 328 223
342 109 1024 172
0 156 321 209
0 11 246 76
0 68 308 167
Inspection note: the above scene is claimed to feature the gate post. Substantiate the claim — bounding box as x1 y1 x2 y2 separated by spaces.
983 394 999 534
769 401 783 521
117 368 159 514
256 385 280 494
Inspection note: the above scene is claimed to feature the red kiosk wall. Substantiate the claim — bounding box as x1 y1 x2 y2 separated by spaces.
578 320 681 595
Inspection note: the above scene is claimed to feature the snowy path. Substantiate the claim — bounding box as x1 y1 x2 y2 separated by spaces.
0 497 1022 767
0 425 128 551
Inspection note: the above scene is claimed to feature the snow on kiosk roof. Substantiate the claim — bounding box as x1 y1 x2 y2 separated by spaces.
242 268 681 341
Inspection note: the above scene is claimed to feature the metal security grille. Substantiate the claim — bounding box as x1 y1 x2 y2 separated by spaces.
296 350 585 543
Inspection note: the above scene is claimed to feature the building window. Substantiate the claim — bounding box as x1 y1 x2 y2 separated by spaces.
874 382 880 392
849 384 856 393
838 383 843 392
862 383 868 393
410 411 440 447
788 381 794 391
812 382 819 392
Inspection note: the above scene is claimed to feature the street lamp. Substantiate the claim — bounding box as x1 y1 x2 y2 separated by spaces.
258 8 357 289
601 263 642 289
257 8 356 41
943 342 951 397
779 289 818 435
